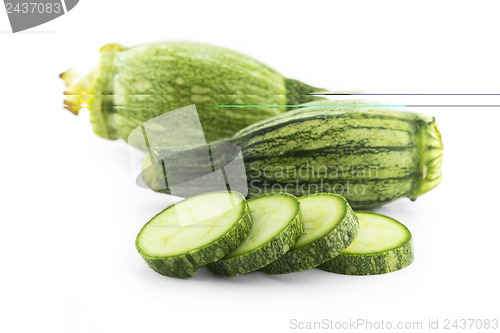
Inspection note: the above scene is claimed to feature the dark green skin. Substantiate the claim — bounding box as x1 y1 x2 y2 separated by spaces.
260 204 359 274
318 211 414 275
142 101 443 209
229 101 443 208
207 194 304 277
318 241 414 275
136 194 253 279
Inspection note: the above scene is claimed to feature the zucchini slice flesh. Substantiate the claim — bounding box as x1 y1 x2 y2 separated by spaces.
135 191 252 278
261 193 359 274
318 212 414 275
208 193 303 276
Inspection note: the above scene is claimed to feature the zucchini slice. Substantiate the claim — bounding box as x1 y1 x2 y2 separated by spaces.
261 194 359 274
135 191 252 278
318 212 414 275
207 193 303 276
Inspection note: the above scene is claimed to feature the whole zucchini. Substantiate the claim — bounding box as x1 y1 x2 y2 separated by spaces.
61 41 324 144
142 100 444 209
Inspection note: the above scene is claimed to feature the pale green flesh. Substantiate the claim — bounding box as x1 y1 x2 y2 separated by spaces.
343 212 410 254
137 191 245 257
292 195 346 250
226 195 299 258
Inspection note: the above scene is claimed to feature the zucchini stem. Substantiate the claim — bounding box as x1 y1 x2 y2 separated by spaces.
411 118 444 199
60 69 96 115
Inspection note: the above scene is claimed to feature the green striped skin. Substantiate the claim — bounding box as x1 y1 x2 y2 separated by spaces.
142 100 443 209
207 193 304 277
136 191 252 279
318 212 414 275
228 100 444 208
261 194 359 274
318 241 414 275
62 41 324 145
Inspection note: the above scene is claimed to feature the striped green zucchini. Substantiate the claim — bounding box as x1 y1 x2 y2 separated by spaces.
318 211 414 275
61 41 324 145
143 100 443 209
230 100 444 208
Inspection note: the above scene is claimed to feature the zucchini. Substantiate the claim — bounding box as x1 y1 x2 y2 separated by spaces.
207 193 303 276
60 41 324 145
318 212 414 275
261 193 359 274
143 100 444 209
231 100 443 208
135 191 252 278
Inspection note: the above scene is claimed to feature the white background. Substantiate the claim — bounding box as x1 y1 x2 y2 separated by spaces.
1 1 500 332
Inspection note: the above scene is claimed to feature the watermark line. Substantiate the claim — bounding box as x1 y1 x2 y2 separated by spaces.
60 0 68 13
214 105 406 108
407 105 500 107
214 104 500 108
307 93 500 96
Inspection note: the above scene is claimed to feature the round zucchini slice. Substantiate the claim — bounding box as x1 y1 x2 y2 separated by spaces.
135 191 252 278
208 193 303 276
318 211 414 275
261 193 359 274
